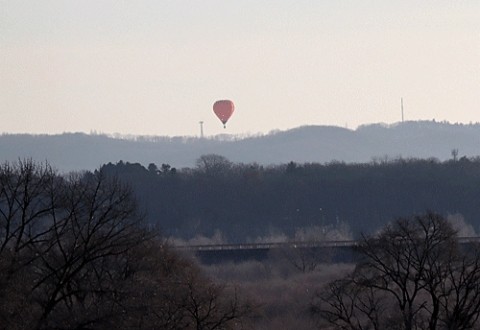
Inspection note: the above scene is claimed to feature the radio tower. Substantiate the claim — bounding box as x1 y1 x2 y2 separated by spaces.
401 98 404 122
199 121 204 138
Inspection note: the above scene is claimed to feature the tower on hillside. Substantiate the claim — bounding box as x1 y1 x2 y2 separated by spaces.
199 121 204 138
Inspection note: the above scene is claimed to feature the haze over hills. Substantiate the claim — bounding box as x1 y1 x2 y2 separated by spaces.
1 120 479 172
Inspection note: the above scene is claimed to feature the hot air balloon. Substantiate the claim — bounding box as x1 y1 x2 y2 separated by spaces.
213 100 235 128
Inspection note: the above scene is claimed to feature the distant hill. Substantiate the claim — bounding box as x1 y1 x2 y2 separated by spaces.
1 121 479 172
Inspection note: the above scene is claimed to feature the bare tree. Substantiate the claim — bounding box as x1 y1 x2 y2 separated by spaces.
0 160 254 329
438 247 480 329
354 213 457 330
195 154 233 178
315 275 386 330
272 225 349 273
0 160 59 329
0 160 57 265
30 170 150 329
273 242 331 273
118 242 254 330
0 161 149 329
314 212 480 330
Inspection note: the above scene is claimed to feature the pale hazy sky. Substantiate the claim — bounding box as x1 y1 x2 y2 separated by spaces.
1 1 479 137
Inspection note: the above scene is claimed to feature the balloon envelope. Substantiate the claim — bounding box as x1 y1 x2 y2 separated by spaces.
213 100 235 127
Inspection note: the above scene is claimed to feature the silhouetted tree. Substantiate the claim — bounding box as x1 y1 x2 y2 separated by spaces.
148 162 159 174
314 213 480 330
0 160 254 329
195 154 233 178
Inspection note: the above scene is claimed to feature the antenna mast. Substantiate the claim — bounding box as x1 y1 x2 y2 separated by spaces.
199 121 204 138
401 97 404 122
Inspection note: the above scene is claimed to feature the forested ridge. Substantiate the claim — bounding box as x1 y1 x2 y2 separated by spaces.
101 155 480 242
2 121 480 172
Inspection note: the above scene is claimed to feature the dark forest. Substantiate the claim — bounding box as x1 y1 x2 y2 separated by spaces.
101 154 480 243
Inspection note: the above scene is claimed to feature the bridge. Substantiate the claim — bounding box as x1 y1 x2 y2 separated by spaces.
175 239 357 252
174 237 480 264
175 240 359 264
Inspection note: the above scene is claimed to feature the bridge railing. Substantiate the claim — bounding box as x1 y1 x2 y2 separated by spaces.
174 240 358 251
174 236 480 252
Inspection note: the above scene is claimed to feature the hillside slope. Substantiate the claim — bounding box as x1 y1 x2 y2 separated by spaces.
0 121 479 172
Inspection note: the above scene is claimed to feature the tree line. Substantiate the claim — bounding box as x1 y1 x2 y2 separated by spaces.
101 155 480 242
